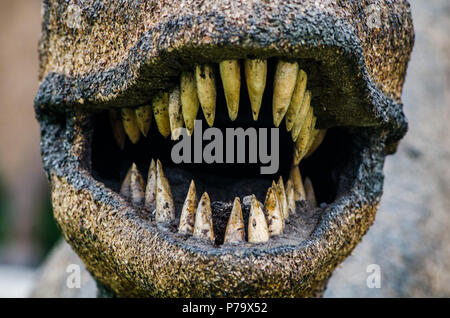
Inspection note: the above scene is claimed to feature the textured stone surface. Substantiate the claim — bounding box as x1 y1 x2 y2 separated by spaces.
34 0 414 297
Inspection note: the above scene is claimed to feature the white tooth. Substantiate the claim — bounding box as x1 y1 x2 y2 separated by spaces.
286 179 296 216
305 129 327 158
244 59 267 121
155 159 175 222
272 60 299 127
304 177 317 207
248 195 269 243
152 92 171 138
195 64 216 127
181 71 200 136
178 180 198 235
285 69 307 132
135 105 152 137
168 86 184 140
264 187 283 236
108 110 126 150
145 159 156 211
223 197 245 244
293 106 313 165
289 165 306 202
193 192 215 242
120 166 133 201
130 163 145 207
291 90 311 141
121 108 141 144
220 60 241 121
277 177 289 220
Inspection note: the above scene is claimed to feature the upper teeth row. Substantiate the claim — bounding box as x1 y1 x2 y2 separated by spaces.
108 59 325 164
120 160 316 245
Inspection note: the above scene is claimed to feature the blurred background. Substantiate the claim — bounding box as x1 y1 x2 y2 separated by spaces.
0 0 448 297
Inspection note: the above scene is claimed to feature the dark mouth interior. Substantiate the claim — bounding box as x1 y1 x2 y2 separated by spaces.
90 58 356 248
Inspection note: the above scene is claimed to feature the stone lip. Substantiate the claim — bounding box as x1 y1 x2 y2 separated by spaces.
35 0 413 132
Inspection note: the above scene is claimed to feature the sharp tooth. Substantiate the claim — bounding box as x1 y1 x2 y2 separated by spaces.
120 166 133 201
130 163 145 207
276 177 289 220
195 64 216 127
168 86 184 140
193 192 215 242
285 69 307 132
264 187 284 236
291 90 311 141
121 108 141 144
219 60 241 121
293 106 314 165
135 105 152 137
108 110 126 150
289 165 306 201
248 195 269 243
305 129 327 158
181 71 200 136
155 159 175 222
178 180 198 235
152 92 171 138
244 59 267 121
273 60 299 127
223 197 245 244
304 177 317 207
145 159 156 211
286 179 296 216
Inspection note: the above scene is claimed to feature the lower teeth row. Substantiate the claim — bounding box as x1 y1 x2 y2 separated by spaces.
119 160 317 245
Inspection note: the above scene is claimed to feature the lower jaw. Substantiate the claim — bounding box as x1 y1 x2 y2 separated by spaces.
43 110 385 297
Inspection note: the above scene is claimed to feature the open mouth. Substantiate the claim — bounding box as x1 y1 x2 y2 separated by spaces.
91 58 355 249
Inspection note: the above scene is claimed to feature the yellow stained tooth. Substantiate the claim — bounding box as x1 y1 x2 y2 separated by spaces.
285 69 307 132
304 177 317 207
223 197 245 244
193 192 215 242
264 187 283 236
305 129 327 158
277 177 289 220
290 165 306 201
121 108 141 144
135 105 152 137
244 59 267 121
220 60 241 121
108 110 126 150
273 60 299 127
291 90 311 141
181 71 200 136
155 159 175 222
195 64 216 127
179 180 198 235
286 179 296 216
120 166 133 201
152 92 171 138
248 195 269 243
293 107 313 165
130 163 145 207
168 86 184 140
145 159 156 211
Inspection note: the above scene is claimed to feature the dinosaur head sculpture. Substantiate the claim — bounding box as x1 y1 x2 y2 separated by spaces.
35 0 414 297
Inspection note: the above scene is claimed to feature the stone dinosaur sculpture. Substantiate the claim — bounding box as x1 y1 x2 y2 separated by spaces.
34 0 414 297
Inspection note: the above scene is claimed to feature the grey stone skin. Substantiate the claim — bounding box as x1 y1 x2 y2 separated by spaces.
34 1 414 297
